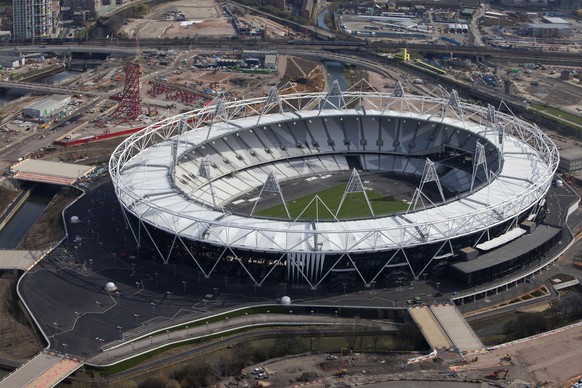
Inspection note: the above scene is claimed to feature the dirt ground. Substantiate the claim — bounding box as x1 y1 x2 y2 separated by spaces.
121 0 235 39
452 324 582 387
229 352 461 388
0 272 43 363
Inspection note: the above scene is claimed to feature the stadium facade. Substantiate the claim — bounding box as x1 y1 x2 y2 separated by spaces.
110 82 559 291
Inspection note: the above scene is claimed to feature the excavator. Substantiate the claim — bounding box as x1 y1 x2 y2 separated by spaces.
486 369 509 379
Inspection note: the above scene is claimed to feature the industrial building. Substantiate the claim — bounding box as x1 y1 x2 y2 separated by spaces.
527 23 572 38
0 56 25 69
23 95 71 120
559 147 582 172
12 0 59 40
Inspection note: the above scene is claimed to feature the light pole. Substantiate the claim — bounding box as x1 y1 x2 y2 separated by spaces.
225 316 229 326
213 287 219 299
62 343 68 356
289 310 293 321
151 302 157 315
244 312 248 324
205 321 209 333
371 281 376 292
342 282 347 295
182 281 187 294
134 313 140 327
311 310 314 322
167 291 172 301
267 310 270 322
117 325 123 340
186 325 189 336
166 330 170 340
334 310 338 327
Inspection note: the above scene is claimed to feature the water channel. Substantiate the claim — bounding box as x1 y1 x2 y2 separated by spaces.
0 69 81 106
0 67 81 246
0 184 60 249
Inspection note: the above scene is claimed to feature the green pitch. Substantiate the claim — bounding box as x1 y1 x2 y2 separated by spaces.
256 183 409 220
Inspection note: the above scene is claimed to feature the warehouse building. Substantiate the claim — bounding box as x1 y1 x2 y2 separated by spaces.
23 95 71 120
558 147 582 172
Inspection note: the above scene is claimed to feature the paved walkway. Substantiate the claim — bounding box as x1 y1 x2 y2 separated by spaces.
89 313 398 366
430 304 484 353
0 250 49 271
408 306 453 350
0 352 81 388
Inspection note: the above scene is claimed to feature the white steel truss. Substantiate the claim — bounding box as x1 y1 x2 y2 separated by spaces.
110 86 559 285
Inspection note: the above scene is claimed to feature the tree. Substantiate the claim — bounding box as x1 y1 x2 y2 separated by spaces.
307 327 322 352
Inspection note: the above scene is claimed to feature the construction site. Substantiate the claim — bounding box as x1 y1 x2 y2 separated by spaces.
1 1 582 387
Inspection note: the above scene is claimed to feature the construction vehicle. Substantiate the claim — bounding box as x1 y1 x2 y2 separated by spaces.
335 368 347 378
486 369 509 379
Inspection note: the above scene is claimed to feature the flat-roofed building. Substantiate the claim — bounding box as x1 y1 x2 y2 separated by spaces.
23 95 71 120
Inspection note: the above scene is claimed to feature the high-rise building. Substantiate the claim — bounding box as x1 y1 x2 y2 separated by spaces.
12 0 59 40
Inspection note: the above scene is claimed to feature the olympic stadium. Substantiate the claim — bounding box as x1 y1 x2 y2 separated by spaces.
109 82 560 292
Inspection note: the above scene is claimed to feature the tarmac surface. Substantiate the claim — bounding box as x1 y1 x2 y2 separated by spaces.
16 177 577 365
16 179 450 361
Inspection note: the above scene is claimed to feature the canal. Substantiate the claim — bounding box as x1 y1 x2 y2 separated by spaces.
0 185 59 249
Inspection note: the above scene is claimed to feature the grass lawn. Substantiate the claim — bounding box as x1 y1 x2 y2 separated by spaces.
256 183 409 220
530 104 582 127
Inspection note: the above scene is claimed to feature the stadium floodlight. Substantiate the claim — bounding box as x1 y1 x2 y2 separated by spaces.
336 168 374 218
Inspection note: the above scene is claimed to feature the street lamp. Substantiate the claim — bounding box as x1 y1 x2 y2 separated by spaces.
151 302 157 315
186 325 189 335
213 287 219 299
342 282 347 295
244 312 248 323
289 310 293 321
182 281 187 294
134 313 140 327
205 321 209 333
117 325 123 340
62 343 68 356
311 310 314 321
225 316 229 326
267 310 270 321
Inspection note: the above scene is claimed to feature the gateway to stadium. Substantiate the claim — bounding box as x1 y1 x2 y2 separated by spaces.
109 81 559 291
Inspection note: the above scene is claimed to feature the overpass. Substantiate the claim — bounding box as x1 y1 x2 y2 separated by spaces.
2 40 582 64
0 80 99 96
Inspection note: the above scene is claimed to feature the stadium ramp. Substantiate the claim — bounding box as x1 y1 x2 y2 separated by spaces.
408 306 454 350
0 352 83 388
430 304 485 354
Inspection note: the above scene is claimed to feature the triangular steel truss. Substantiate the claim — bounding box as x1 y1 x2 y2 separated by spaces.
336 168 374 218
319 79 345 112
408 159 445 213
250 170 291 220
392 81 406 98
471 142 490 192
198 156 218 207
